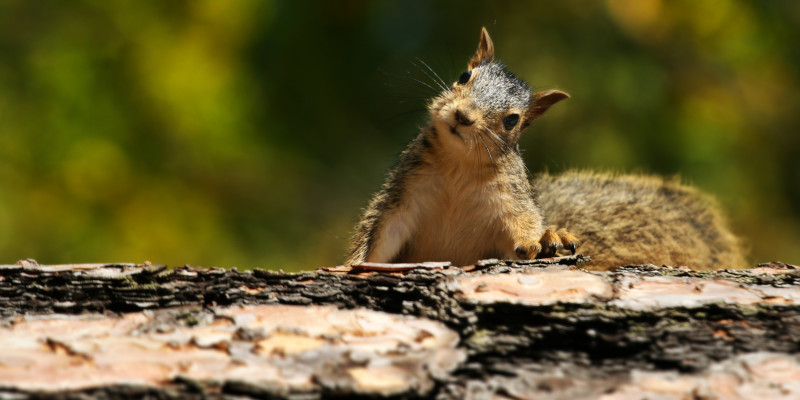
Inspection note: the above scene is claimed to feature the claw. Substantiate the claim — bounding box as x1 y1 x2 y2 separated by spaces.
556 228 580 255
515 241 541 260
535 226 562 258
515 246 529 259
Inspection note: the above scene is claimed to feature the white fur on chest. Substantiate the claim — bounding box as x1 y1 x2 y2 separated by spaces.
399 164 515 264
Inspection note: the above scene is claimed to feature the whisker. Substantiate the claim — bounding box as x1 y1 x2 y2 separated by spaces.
471 132 483 184
409 60 446 92
464 129 477 155
401 75 438 93
475 131 494 164
474 129 501 176
481 125 511 152
379 69 439 99
380 94 433 103
410 58 451 95
415 57 452 93
382 74 438 96
481 125 532 176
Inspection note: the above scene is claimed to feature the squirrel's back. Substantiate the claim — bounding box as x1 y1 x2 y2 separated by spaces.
534 171 746 270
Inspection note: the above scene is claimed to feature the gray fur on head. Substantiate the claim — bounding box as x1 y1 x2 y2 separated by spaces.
469 62 531 117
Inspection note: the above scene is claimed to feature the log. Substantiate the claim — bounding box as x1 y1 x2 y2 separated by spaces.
1 257 799 399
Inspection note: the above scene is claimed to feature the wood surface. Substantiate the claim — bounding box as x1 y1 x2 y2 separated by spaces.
1 257 798 399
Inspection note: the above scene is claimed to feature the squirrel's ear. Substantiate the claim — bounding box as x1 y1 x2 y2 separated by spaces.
527 90 570 121
469 27 495 70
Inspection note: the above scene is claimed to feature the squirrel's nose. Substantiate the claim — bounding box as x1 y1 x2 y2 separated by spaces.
455 109 475 126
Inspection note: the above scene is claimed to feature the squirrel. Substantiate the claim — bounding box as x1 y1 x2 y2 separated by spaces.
346 27 577 267
346 27 746 270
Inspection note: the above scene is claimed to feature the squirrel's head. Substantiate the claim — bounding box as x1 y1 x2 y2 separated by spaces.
428 27 568 159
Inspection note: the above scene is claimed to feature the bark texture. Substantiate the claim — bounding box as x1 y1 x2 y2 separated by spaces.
1 258 799 399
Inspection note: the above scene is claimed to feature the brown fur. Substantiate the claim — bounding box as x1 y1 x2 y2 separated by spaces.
534 171 747 270
346 28 746 271
346 28 574 266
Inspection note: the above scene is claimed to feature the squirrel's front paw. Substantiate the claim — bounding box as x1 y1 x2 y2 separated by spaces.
514 241 542 260
536 226 580 258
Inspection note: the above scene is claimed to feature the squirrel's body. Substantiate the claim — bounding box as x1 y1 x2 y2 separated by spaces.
347 130 545 266
346 28 746 270
535 171 745 270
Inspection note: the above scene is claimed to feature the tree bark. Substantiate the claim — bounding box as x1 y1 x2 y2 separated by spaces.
1 258 799 399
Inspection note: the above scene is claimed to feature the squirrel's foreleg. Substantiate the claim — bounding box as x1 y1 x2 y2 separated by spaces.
502 212 545 260
363 208 418 263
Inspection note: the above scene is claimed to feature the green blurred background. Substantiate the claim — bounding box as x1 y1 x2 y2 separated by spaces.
1 0 798 270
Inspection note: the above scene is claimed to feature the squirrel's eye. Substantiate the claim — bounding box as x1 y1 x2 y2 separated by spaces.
457 71 472 85
503 114 520 130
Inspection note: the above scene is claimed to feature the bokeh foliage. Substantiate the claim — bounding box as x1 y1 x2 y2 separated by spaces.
1 0 798 270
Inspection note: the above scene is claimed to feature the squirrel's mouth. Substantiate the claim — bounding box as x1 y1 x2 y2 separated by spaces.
432 111 467 143
448 125 465 141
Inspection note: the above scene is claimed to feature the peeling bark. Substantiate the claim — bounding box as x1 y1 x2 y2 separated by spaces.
1 258 799 399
